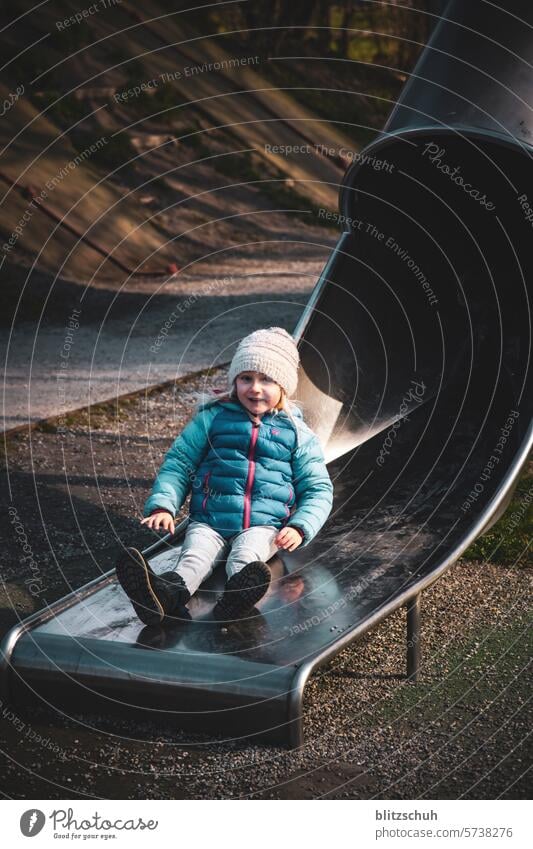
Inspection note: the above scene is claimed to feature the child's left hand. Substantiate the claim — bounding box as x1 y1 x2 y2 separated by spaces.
275 527 303 552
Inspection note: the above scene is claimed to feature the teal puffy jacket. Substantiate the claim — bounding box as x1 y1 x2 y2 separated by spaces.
144 400 333 546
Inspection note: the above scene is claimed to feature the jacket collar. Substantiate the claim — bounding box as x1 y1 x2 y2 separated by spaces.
218 400 303 423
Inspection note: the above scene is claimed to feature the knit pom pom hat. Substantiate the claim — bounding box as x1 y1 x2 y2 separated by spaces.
227 327 300 397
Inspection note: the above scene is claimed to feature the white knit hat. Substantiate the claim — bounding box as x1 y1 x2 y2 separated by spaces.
227 327 300 396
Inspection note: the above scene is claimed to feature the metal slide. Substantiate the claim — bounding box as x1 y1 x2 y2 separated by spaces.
1 0 532 747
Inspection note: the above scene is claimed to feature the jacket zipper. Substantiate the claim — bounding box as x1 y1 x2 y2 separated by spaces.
202 471 211 511
243 422 260 528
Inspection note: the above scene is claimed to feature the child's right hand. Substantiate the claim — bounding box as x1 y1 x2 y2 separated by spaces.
140 510 175 535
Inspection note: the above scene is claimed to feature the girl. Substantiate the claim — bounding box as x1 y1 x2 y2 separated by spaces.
116 327 333 624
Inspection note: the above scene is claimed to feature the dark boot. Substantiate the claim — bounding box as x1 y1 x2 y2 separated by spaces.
116 548 190 625
213 561 271 622
154 570 191 620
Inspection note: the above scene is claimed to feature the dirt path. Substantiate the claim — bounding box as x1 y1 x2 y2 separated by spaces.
1 234 333 431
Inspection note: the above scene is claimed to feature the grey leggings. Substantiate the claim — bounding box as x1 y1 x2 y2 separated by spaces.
173 521 280 595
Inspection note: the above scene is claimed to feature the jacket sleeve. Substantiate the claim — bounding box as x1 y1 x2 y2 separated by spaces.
288 428 333 547
143 406 217 517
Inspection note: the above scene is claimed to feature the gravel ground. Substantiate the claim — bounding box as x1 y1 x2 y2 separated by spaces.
1 367 531 799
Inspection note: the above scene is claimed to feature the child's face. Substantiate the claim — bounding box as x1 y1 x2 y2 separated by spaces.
235 371 282 416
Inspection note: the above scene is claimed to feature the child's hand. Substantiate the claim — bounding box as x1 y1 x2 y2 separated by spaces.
275 527 303 552
140 510 175 535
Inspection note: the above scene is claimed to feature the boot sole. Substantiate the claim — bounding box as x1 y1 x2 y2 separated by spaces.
116 547 164 625
213 561 271 622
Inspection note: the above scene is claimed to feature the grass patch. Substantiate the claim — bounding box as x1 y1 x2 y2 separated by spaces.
115 82 181 127
36 91 90 127
256 60 387 151
213 150 261 182
31 399 133 434
258 180 338 228
212 150 338 227
20 365 226 439
150 82 180 114
246 176 336 226
69 129 137 170
375 613 532 726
